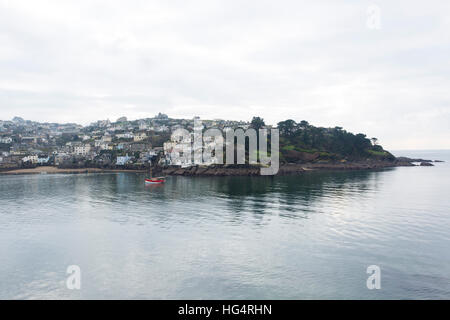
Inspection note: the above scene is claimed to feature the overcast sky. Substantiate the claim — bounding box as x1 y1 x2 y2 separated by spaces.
0 0 449 150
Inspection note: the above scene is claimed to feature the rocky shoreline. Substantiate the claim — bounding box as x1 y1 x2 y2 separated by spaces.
155 159 418 177
1 158 441 176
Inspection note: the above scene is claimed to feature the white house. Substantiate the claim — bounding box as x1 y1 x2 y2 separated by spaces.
22 155 38 163
139 122 149 130
148 149 158 157
116 133 134 139
99 143 113 151
74 144 91 156
0 137 12 143
37 156 50 165
163 141 193 167
116 154 132 166
156 125 169 132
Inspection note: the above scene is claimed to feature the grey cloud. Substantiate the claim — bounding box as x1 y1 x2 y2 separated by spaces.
0 0 449 149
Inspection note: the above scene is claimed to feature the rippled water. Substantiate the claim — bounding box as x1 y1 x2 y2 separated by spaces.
1 150 449 299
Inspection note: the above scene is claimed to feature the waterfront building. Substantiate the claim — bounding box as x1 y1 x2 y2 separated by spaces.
22 155 38 164
116 154 132 166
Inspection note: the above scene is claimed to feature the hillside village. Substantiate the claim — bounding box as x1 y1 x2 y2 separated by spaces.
0 113 250 170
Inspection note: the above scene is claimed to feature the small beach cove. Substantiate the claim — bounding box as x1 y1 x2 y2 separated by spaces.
0 166 147 175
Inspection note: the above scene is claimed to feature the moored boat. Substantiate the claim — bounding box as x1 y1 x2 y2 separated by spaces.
145 165 165 184
145 177 165 184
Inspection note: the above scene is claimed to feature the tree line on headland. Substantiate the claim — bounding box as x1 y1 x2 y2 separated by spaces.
249 117 395 163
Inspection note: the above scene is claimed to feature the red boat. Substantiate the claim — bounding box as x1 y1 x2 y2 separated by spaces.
145 177 165 184
145 166 165 184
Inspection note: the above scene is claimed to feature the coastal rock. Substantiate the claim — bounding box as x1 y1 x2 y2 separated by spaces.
420 162 434 166
394 161 415 167
161 165 264 176
396 156 433 163
277 164 305 175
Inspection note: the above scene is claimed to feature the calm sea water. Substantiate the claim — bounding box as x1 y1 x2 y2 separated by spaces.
0 150 449 299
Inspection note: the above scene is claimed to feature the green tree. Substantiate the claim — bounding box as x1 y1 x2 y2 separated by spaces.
371 137 378 145
297 120 309 130
250 117 265 131
277 119 297 136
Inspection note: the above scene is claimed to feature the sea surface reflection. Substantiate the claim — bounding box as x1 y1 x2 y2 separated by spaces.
0 151 449 299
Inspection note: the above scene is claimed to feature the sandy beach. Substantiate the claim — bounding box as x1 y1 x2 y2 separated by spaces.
0 166 147 175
